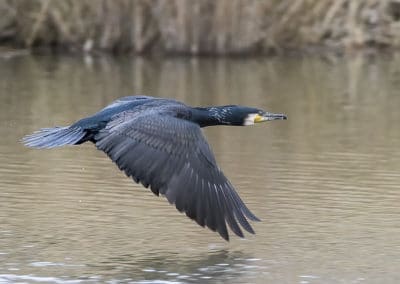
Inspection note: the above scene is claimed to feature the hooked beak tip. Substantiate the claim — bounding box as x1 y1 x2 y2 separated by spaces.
264 113 287 121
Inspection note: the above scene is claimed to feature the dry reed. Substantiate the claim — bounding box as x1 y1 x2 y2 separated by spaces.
0 0 399 54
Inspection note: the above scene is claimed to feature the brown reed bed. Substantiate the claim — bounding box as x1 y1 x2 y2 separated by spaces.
0 0 399 55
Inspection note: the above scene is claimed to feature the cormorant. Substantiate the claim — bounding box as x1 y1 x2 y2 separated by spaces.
22 96 287 241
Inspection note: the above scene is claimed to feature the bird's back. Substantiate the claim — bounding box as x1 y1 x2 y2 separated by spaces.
71 96 162 131
23 96 191 148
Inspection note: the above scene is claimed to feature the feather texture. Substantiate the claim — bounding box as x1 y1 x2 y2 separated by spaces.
94 110 259 240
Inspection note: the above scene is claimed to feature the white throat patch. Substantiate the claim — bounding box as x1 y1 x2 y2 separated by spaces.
243 113 258 126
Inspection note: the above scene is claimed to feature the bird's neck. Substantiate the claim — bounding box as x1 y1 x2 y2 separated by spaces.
191 106 239 127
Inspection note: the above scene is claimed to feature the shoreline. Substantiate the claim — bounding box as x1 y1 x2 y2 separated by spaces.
1 1 399 56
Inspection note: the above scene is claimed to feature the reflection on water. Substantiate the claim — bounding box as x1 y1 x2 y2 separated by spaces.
0 54 400 283
0 250 263 283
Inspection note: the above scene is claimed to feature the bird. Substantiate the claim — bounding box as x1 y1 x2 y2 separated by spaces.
22 95 287 241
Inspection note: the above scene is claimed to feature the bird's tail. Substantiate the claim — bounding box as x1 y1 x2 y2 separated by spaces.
22 126 86 149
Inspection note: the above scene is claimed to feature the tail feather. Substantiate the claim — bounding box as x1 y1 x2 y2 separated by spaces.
22 126 86 149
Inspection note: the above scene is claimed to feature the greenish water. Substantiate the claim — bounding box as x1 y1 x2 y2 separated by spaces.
0 54 399 283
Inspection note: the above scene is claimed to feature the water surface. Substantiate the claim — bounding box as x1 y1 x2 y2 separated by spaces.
0 54 399 283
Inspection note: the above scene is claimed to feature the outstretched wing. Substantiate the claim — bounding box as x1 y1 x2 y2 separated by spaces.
94 111 259 240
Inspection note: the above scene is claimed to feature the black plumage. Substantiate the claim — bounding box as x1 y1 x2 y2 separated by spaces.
23 95 287 241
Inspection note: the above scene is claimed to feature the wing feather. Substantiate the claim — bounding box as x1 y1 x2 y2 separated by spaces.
94 111 259 240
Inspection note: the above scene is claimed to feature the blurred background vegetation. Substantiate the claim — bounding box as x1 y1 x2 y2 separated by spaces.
1 0 400 55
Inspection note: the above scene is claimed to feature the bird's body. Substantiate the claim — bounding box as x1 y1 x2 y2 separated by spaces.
23 95 287 241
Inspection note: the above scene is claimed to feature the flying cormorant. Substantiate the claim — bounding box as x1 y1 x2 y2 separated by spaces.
23 95 287 241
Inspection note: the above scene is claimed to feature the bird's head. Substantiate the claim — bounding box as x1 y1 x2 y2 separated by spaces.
193 105 287 127
241 107 287 126
215 106 287 126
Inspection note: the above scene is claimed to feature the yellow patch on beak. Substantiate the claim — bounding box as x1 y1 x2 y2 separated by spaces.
254 114 265 123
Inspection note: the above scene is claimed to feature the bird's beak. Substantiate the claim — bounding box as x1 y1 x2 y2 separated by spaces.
254 112 287 123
